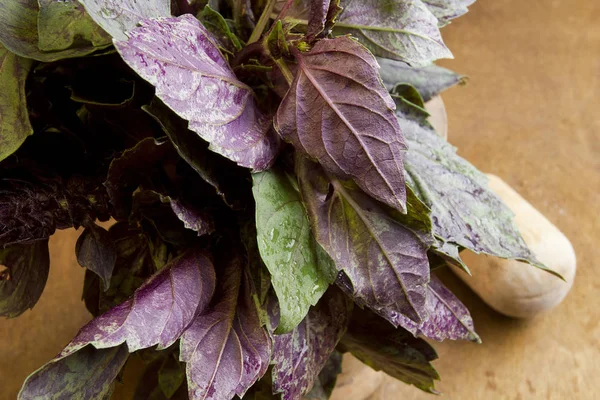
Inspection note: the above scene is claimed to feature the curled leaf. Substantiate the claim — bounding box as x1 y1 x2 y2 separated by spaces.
115 15 280 171
180 253 271 400
297 156 431 330
271 289 352 400
19 345 129 400
252 168 336 333
0 240 50 318
275 36 408 212
334 0 452 66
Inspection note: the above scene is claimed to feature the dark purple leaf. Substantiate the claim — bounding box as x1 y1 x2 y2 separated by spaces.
275 36 408 212
104 137 175 220
271 289 352 400
306 0 341 41
304 351 343 399
180 253 271 400
76 222 118 291
377 57 465 102
296 156 431 330
159 353 186 398
334 0 452 66
0 240 49 318
143 97 248 210
115 15 280 171
394 275 480 342
19 345 129 400
169 198 214 236
339 308 440 394
61 248 215 358
422 0 476 26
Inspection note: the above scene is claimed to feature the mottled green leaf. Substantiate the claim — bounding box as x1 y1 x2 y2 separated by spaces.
0 44 33 162
200 5 242 51
19 345 129 400
0 240 49 318
339 308 440 394
378 57 465 102
37 0 111 52
333 0 452 66
252 168 336 333
422 0 476 27
396 93 556 275
79 0 171 42
76 222 117 291
0 0 109 61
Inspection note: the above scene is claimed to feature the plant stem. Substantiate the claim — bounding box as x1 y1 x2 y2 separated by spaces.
274 58 294 85
248 0 277 44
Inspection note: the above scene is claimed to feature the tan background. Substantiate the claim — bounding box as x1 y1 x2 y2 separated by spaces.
2 0 599 399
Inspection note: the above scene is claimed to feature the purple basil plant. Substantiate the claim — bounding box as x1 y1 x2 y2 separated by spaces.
0 0 557 399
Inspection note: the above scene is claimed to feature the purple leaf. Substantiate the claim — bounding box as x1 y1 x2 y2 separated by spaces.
169 198 214 236
297 156 430 330
180 253 271 400
395 275 480 342
115 15 280 171
61 248 215 358
276 37 408 212
335 0 452 66
0 240 49 318
76 222 118 291
271 289 352 400
306 0 341 41
19 345 129 400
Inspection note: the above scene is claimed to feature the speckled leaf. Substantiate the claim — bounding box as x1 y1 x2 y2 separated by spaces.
0 0 109 61
19 344 129 400
0 45 33 162
76 222 117 291
116 15 279 171
422 0 476 26
271 289 351 400
297 156 431 330
394 275 479 342
58 248 216 361
37 0 111 52
397 96 553 274
252 168 336 333
79 0 171 41
339 307 439 393
275 36 408 212
179 254 271 400
0 240 49 318
334 0 452 66
378 57 465 102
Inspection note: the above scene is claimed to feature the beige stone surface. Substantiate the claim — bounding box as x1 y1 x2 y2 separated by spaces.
1 0 599 399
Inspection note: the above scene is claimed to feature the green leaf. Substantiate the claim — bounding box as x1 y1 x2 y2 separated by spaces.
252 168 336 333
200 5 242 51
19 344 129 400
0 240 50 318
37 0 111 52
334 0 452 66
0 44 33 162
339 307 440 394
0 0 109 61
266 20 290 59
158 353 185 398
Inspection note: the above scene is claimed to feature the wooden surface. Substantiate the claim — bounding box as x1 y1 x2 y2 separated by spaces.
2 0 599 399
